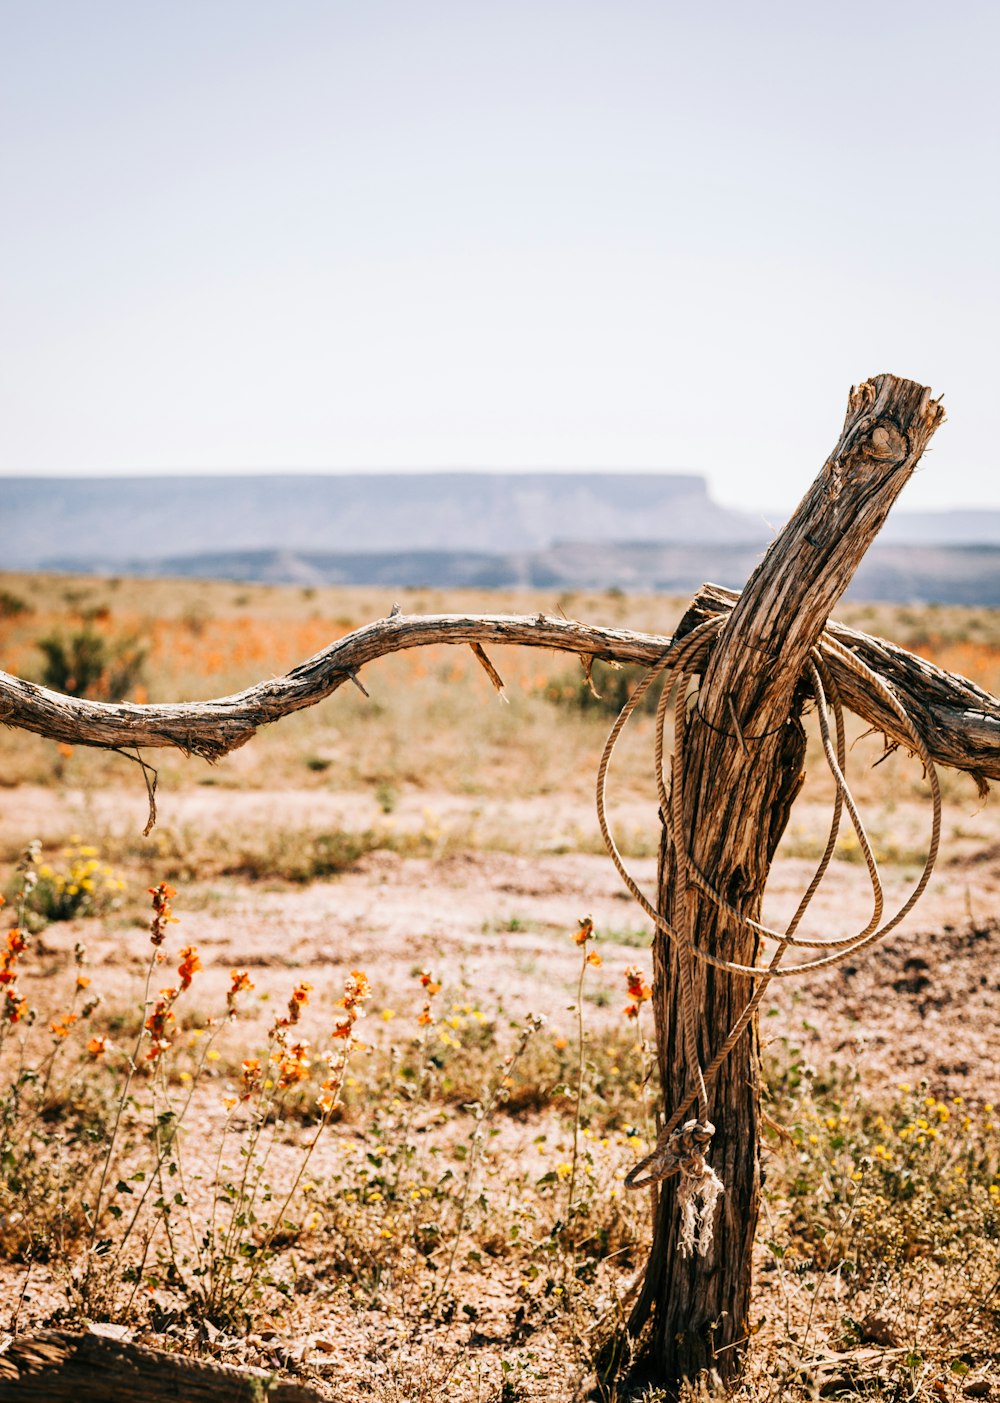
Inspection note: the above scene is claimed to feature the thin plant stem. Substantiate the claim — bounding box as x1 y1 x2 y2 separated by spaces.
566 947 589 1222
82 948 157 1302
204 1102 238 1305
635 1003 654 1144
100 1013 229 1296
231 1052 354 1313
434 1014 542 1308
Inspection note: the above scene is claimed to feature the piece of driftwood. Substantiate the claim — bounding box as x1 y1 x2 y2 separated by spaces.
0 1327 324 1401
629 375 945 1385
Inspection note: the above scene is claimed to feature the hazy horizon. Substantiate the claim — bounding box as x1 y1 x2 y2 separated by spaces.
3 466 997 521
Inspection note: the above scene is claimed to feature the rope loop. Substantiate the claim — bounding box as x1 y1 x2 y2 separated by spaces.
603 616 941 1254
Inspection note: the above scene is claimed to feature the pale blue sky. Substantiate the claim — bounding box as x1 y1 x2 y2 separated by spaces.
2 0 997 511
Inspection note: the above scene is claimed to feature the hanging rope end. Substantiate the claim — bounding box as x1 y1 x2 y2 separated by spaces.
624 1117 724 1256
678 1155 724 1258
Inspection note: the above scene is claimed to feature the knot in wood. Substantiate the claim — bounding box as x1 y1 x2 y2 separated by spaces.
866 421 907 464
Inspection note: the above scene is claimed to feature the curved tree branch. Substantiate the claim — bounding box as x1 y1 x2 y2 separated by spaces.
0 593 997 787
0 613 670 761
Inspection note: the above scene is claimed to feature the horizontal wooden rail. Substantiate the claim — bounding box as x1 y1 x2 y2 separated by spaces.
1 587 997 789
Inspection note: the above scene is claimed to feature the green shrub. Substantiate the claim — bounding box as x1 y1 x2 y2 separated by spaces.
0 588 31 618
36 627 146 700
537 660 661 716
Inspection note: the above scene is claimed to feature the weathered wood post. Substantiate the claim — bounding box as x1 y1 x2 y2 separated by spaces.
625 375 945 1387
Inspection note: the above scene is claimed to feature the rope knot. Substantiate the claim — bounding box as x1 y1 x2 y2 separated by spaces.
624 1117 716 1188
624 1118 724 1258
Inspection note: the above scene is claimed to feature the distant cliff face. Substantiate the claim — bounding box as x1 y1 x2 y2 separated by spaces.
7 472 1000 603
1 472 769 568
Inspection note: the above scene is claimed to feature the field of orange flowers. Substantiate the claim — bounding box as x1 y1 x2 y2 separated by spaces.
1 572 999 1402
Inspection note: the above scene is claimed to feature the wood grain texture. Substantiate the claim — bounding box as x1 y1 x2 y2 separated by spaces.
625 376 946 1390
0 1327 323 1401
0 614 668 760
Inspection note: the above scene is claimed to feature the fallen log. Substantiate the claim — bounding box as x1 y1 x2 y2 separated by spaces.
0 1327 323 1402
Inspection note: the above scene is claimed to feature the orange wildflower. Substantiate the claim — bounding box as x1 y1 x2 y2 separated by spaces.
278 1040 311 1088
148 883 178 946
76 974 92 990
331 968 372 1042
416 968 440 1027
227 969 254 1011
285 981 313 1026
340 970 372 1008
176 945 202 991
574 916 595 945
4 990 29 1023
144 990 177 1060
86 1036 110 1058
240 1057 262 1098
1 930 28 989
624 965 652 1003
586 950 602 967
50 1012 79 1039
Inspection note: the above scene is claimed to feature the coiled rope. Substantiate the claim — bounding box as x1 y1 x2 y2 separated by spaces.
596 616 940 1253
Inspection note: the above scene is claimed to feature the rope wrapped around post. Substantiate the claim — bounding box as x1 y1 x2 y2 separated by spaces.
597 615 941 1255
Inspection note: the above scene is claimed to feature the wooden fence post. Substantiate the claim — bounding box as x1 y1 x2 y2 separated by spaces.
624 375 945 1387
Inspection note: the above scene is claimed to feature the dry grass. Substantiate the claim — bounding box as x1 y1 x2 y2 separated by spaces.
1 573 999 1400
1 873 996 1401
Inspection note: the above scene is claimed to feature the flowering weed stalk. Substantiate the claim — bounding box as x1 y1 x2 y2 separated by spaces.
200 968 371 1324
0 844 104 1261
623 964 654 1141
0 843 41 1053
81 882 178 1308
103 951 248 1319
77 886 254 1320
200 977 316 1318
567 916 600 1222
386 969 442 1211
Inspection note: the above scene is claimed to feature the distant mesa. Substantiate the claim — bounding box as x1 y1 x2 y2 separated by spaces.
5 471 1000 604
2 471 769 563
